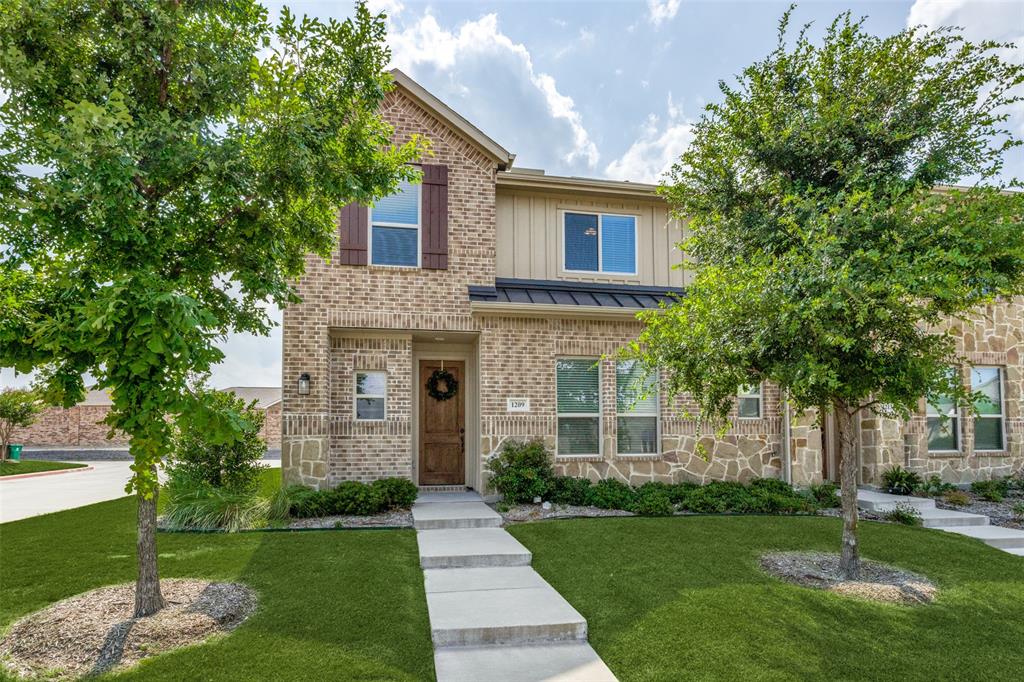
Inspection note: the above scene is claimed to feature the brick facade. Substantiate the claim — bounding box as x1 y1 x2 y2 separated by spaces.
281 76 1024 492
12 404 127 447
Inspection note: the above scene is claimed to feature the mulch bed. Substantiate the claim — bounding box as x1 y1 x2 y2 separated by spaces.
498 503 635 524
760 551 937 605
936 490 1024 530
0 579 257 680
287 509 413 529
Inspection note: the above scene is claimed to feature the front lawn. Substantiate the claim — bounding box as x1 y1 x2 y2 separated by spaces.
509 516 1024 682
0 469 435 681
0 459 87 476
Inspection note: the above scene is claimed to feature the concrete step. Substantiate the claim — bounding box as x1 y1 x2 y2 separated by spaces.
417 528 532 569
424 566 549 594
935 524 1024 549
434 642 617 682
427 580 588 647
412 501 503 530
857 490 935 513
417 491 483 504
1005 547 1024 557
917 507 988 528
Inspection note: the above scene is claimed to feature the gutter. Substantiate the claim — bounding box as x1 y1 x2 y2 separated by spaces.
469 301 645 320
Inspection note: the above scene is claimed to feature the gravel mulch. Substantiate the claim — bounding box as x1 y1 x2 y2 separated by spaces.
936 491 1024 530
287 509 413 529
0 579 257 680
497 503 635 524
760 551 937 606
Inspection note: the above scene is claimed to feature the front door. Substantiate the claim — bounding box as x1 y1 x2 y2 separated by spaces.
419 360 465 485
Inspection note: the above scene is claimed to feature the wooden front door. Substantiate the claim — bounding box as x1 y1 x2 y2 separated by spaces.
419 360 465 485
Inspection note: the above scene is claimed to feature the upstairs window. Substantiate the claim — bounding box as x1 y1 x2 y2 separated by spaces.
354 371 387 420
556 358 601 456
737 384 762 418
370 179 420 267
564 212 637 275
616 360 659 455
972 367 1005 451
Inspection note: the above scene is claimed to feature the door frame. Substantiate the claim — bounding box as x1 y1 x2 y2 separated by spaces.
411 341 479 489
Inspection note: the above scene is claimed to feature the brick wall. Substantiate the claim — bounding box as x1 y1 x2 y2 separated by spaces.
12 405 128 447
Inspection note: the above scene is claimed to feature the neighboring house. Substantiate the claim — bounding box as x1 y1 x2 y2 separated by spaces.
14 386 282 449
281 69 1023 491
221 387 282 448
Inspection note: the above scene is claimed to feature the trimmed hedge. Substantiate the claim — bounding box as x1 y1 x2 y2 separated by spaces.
281 477 418 519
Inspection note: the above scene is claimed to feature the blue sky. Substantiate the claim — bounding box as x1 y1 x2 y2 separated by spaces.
3 0 1022 391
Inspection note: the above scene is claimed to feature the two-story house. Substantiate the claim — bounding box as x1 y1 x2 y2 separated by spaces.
281 69 1024 493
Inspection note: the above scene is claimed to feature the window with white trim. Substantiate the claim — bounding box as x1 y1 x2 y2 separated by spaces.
926 371 960 452
370 179 420 266
556 358 601 455
737 384 762 419
354 371 387 420
616 360 659 455
972 366 1004 451
563 212 637 275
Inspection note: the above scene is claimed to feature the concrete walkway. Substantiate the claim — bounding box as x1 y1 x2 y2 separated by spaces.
857 489 1024 556
412 492 617 682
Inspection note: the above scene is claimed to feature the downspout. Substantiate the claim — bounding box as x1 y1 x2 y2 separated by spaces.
782 389 793 485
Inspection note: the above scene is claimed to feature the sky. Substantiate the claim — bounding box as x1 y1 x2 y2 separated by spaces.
2 0 1022 392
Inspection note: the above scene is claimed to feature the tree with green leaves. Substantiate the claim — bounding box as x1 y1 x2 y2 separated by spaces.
0 0 423 615
0 388 43 460
626 10 1024 578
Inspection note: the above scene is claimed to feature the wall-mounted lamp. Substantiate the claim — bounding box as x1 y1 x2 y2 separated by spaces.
297 373 311 396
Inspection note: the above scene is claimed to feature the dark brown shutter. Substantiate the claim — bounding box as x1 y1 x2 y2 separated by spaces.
421 164 449 270
338 202 368 265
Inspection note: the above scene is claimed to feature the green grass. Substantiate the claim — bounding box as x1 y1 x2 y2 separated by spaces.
0 469 434 681
509 516 1024 682
0 459 86 476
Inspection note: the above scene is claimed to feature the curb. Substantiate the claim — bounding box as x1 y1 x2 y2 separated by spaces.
0 465 94 481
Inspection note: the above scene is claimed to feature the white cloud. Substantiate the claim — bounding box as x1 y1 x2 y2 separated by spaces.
386 11 599 168
647 0 682 27
605 93 695 184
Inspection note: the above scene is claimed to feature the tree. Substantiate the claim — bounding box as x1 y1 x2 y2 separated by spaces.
0 388 43 461
0 0 424 615
626 10 1024 578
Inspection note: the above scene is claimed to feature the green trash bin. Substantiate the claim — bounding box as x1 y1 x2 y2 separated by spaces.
7 444 22 461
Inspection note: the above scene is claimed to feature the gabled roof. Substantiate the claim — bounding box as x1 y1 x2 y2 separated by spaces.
390 68 515 170
221 387 282 409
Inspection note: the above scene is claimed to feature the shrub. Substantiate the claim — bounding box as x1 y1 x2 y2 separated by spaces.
971 478 1010 502
682 481 751 513
943 490 971 507
1013 502 1024 520
586 479 638 510
634 487 674 517
807 482 841 508
168 388 267 493
162 475 270 531
918 474 955 497
881 466 923 495
330 481 383 515
284 485 332 518
486 439 554 504
667 481 699 504
547 476 593 506
885 502 923 526
371 477 418 510
749 477 795 496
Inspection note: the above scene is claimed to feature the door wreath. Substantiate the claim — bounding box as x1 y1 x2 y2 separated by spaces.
426 368 459 401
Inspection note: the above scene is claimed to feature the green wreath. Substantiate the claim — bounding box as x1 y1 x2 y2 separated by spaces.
426 368 459 401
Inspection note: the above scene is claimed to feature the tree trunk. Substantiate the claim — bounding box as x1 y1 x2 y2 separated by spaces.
134 467 165 617
834 400 860 580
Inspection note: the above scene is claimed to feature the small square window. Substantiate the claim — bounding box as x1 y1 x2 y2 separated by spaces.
563 212 637 275
354 371 387 420
738 384 762 419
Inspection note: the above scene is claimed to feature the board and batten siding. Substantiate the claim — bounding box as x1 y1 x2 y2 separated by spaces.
495 189 689 287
